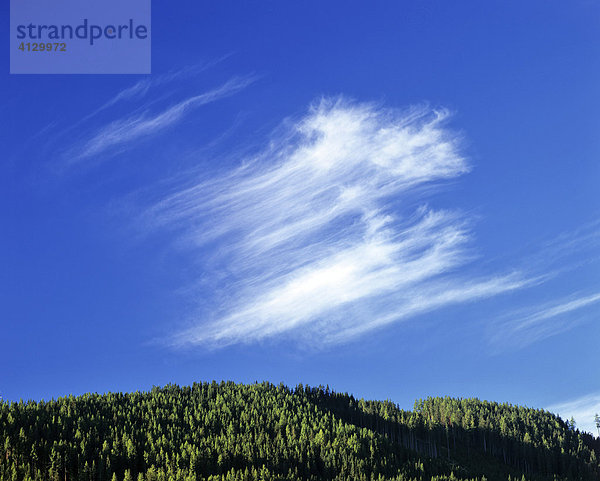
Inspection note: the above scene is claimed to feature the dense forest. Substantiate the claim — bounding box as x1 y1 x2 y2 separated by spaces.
1 382 598 481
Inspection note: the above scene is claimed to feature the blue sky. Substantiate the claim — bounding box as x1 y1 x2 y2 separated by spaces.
1 1 599 435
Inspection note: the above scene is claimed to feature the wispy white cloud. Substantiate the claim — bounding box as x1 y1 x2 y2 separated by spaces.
66 75 256 163
515 219 600 278
318 273 531 345
80 78 151 120
539 219 600 257
78 59 234 124
139 98 529 348
55 59 236 140
489 291 600 350
547 393 600 437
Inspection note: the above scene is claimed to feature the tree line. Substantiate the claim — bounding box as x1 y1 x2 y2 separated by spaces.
1 382 598 481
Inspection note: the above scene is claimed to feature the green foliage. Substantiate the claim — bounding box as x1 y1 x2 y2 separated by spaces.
0 382 598 481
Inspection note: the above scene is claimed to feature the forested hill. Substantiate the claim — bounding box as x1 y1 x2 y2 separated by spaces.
1 382 598 481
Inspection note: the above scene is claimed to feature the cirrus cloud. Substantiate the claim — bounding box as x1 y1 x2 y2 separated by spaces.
141 98 528 348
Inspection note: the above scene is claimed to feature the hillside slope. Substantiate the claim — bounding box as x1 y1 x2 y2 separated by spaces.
1 382 598 481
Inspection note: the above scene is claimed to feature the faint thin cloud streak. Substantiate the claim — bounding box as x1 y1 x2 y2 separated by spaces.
66 75 257 163
489 291 600 350
547 393 600 437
